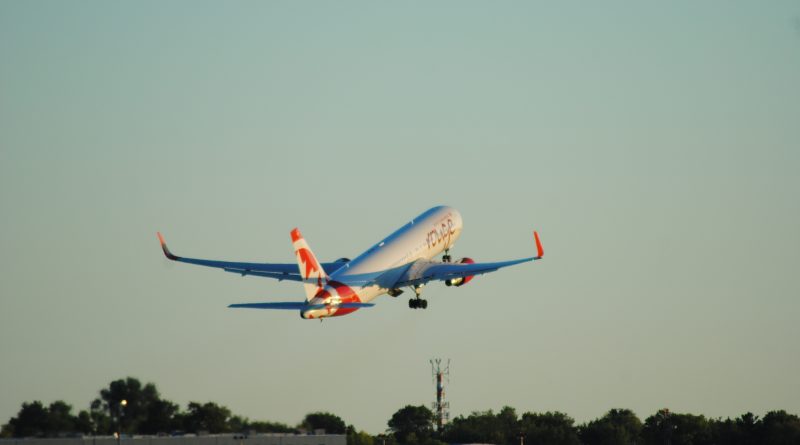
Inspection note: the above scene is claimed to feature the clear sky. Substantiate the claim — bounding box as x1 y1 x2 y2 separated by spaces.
1 1 799 435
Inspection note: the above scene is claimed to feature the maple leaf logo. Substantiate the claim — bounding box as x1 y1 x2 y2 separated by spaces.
297 248 320 279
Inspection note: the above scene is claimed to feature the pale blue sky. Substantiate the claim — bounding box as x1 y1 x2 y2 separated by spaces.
1 1 799 434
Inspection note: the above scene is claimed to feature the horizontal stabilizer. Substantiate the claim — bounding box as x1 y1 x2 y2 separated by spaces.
228 302 375 310
228 302 307 310
307 302 375 309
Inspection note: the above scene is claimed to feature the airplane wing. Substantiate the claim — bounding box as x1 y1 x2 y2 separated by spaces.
157 232 348 282
393 231 544 287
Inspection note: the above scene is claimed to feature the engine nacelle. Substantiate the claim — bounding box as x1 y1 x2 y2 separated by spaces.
445 257 475 287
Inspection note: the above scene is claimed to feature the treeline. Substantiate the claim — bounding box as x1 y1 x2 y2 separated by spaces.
387 405 800 445
3 377 800 445
0 377 341 438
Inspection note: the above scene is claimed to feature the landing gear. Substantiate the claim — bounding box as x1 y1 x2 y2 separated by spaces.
442 249 452 263
408 284 428 310
408 298 428 309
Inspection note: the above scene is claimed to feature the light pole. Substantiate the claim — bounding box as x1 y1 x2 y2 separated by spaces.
117 399 127 445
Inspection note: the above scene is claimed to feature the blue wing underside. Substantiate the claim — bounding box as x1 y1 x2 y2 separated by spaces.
175 257 348 282
157 233 346 282
392 257 540 288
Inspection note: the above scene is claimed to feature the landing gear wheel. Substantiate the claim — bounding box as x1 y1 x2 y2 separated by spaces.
409 299 427 309
443 249 451 263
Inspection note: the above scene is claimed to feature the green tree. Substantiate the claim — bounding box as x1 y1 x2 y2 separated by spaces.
74 411 94 435
182 402 232 434
301 412 347 434
87 409 112 436
5 401 49 437
579 408 642 445
520 411 579 445
2 400 84 438
496 407 520 445
346 425 375 445
443 409 512 445
90 377 185 435
45 401 77 435
388 405 434 444
92 377 162 434
642 409 711 445
229 416 247 433
225 416 295 434
139 399 180 434
373 433 397 445
761 410 800 445
247 420 295 433
708 412 759 445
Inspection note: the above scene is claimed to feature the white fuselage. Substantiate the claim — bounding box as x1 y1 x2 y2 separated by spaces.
301 206 463 319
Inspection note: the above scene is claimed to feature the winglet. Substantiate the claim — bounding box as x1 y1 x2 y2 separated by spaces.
157 232 180 261
533 231 544 259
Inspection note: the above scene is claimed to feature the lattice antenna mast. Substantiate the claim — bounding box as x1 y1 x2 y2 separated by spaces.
430 358 450 433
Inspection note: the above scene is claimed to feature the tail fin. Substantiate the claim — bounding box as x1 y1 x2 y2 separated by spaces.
291 228 328 301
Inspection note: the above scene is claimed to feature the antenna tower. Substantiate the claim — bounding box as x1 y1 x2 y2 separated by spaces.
430 358 450 432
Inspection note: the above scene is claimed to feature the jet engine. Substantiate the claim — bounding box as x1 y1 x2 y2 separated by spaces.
445 257 475 287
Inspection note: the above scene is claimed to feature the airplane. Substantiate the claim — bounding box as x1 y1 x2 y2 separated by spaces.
157 205 543 319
